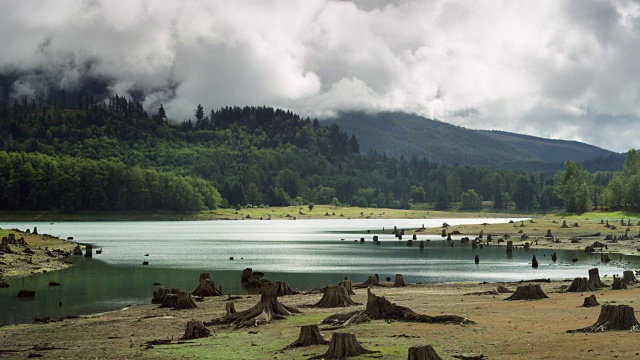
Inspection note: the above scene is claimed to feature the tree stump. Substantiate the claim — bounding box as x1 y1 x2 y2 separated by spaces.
474 255 479 264
419 240 425 249
241 268 254 283
393 274 406 287
275 280 298 296
182 320 210 339
545 229 553 238
84 245 93 258
339 279 355 295
355 275 380 288
496 285 513 293
588 268 609 289
211 283 300 328
565 277 596 292
551 252 557 262
612 276 627 290
504 284 548 300
581 294 599 307
312 285 358 308
441 229 447 237
192 276 222 297
309 332 376 360
506 241 513 253
283 324 328 349
561 220 568 228
17 289 35 298
531 255 538 269
153 287 181 304
603 254 611 263
73 244 82 256
173 291 197 310
159 294 179 308
623 270 638 284
408 345 443 360
568 305 640 332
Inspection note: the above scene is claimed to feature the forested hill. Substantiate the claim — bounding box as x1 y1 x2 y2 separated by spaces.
327 112 618 171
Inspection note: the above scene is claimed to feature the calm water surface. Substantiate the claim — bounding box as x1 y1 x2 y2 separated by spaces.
1 218 637 326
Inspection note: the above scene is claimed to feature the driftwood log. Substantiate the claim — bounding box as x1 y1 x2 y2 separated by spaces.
588 268 608 289
182 320 210 339
623 270 639 284
612 276 628 290
408 345 443 360
173 291 197 310
312 285 359 308
504 284 548 300
211 283 300 328
309 332 377 360
568 305 640 332
275 280 298 296
393 274 406 287
192 273 223 297
283 324 329 349
565 277 597 292
339 279 355 295
581 294 600 307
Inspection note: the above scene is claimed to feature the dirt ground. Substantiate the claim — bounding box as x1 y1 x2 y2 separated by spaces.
2 278 640 359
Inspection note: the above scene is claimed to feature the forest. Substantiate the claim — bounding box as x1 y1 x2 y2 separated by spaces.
0 94 633 213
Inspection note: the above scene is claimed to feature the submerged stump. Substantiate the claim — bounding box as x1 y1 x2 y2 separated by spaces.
568 305 640 332
17 289 35 298
408 345 443 360
504 284 548 300
182 320 210 340
283 324 329 349
581 294 600 307
565 277 597 292
309 332 377 360
531 255 538 269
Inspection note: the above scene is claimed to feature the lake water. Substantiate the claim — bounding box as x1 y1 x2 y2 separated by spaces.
1 218 637 326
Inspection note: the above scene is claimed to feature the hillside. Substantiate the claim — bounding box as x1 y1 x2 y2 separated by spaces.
327 112 618 170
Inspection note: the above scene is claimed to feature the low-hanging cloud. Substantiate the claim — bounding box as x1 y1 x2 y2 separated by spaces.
1 0 639 152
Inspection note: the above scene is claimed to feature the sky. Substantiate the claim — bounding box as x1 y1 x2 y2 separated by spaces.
1 0 639 152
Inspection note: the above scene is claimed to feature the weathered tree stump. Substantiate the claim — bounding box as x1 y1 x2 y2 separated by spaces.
565 277 596 292
551 252 557 262
504 284 548 300
561 220 568 228
72 244 82 256
531 255 538 269
173 291 197 310
419 240 425 249
241 268 254 283
603 254 611 263
17 289 35 298
623 270 638 284
0 237 10 253
408 345 443 360
355 275 380 288
275 280 298 296
393 274 406 287
192 273 223 297
506 241 513 253
182 320 210 339
159 294 179 308
33 227 38 235
588 268 609 289
545 229 553 238
339 279 355 295
496 285 513 293
612 275 628 290
84 245 93 258
309 332 376 360
211 283 300 328
312 285 358 308
581 294 599 307
153 287 181 304
283 324 329 349
441 229 447 237
568 304 640 332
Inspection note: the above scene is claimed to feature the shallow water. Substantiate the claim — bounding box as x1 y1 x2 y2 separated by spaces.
1 218 636 326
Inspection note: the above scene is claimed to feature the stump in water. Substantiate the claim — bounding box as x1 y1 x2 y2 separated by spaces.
192 274 223 297
531 255 538 269
313 285 358 308
355 275 380 288
73 244 82 256
84 245 93 258
339 279 355 295
182 320 210 339
211 283 300 328
393 274 406 287
588 268 609 289
17 289 35 298
283 324 328 349
581 294 600 307
408 345 443 360
568 305 640 332
153 287 180 304
603 254 611 263
275 280 298 296
173 291 197 310
623 270 639 284
504 284 548 300
441 229 447 237
551 252 557 262
565 277 596 292
506 241 513 253
474 255 479 264
612 276 628 290
496 285 514 293
309 332 376 360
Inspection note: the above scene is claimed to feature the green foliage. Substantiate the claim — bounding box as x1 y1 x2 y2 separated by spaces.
512 175 534 210
559 160 592 213
307 203 314 211
460 189 483 210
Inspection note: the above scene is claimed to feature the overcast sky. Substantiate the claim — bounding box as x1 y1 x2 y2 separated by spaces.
1 0 639 152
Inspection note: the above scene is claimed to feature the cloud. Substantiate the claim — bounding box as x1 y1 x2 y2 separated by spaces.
0 0 639 152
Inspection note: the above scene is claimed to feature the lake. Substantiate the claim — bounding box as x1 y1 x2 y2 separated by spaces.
1 218 636 326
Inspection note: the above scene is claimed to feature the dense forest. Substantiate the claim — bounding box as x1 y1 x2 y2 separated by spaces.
0 94 632 213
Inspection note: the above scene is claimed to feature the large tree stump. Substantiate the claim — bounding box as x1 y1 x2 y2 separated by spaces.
159 294 178 308
408 345 443 360
72 244 82 256
504 284 549 300
568 305 640 332
623 270 638 284
355 275 380 288
192 274 223 297
283 324 328 349
84 245 93 258
309 332 376 360
588 268 609 289
393 274 406 287
275 280 298 296
211 283 300 328
612 276 627 290
173 291 197 310
241 268 254 283
339 279 355 295
153 287 181 304
312 285 359 308
565 277 597 292
182 320 210 339
545 229 553 238
581 295 599 307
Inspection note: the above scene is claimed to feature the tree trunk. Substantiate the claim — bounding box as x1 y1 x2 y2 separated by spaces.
182 320 210 339
612 276 627 290
393 274 406 287
355 275 380 288
153 287 180 304
506 241 513 253
339 279 355 295
496 285 514 293
275 280 298 296
309 332 376 360
192 278 223 297
565 277 597 292
283 324 328 349
173 291 197 310
588 268 609 289
312 285 359 308
408 345 443 360
581 294 599 307
159 294 178 308
623 270 638 284
504 284 549 300
568 305 640 332
211 283 300 328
